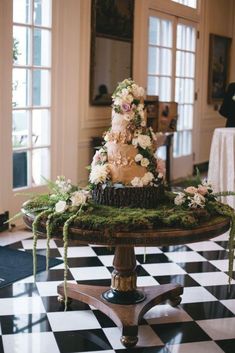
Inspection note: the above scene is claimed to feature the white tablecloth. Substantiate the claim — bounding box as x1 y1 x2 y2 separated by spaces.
208 128 235 209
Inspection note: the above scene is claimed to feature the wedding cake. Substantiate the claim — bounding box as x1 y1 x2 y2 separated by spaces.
89 79 165 208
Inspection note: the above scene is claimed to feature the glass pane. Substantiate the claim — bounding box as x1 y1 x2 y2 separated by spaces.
176 51 195 77
172 0 197 9
13 26 31 66
32 148 50 185
32 69 50 106
33 28 51 66
147 76 159 95
149 17 160 45
175 78 194 104
177 104 193 131
12 110 29 148
177 24 196 52
34 0 52 27
160 19 172 47
13 151 28 188
159 77 171 101
13 0 31 24
148 47 160 74
12 68 31 107
32 109 50 146
160 48 172 75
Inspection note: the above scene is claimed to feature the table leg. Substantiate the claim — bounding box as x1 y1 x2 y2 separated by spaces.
57 246 183 348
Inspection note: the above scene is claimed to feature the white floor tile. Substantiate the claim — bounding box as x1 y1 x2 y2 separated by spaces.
165 251 207 263
212 231 229 241
210 259 235 272
36 280 76 297
220 299 235 314
103 325 163 350
22 239 57 249
137 276 159 286
70 266 111 280
57 246 97 258
197 317 235 340
47 310 101 331
98 255 114 267
144 303 192 324
142 263 186 276
190 271 233 286
186 241 224 251
181 287 217 304
0 297 45 315
0 230 31 246
2 332 60 353
167 341 224 353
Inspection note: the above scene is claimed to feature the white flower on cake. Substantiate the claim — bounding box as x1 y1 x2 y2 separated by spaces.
55 200 67 213
132 134 152 149
141 158 150 167
135 154 143 162
156 158 166 179
232 94 235 101
131 177 143 187
174 192 186 206
91 148 107 167
142 172 154 185
89 164 109 184
70 190 90 207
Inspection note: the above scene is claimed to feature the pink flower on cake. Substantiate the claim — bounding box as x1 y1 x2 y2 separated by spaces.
122 103 131 112
89 164 109 185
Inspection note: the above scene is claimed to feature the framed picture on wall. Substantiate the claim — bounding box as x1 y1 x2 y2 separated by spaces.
208 34 231 103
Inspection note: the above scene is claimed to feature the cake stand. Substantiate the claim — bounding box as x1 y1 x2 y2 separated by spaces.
23 213 230 348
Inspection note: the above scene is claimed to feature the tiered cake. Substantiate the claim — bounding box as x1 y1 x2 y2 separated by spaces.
89 79 165 208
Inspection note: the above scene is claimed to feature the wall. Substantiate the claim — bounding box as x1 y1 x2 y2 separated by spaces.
194 0 235 165
76 0 235 183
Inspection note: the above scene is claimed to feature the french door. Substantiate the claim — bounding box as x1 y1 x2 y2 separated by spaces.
147 11 197 180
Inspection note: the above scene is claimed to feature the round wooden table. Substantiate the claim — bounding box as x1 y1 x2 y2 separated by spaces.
23 213 230 348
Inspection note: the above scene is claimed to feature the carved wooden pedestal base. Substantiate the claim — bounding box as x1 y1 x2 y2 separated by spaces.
57 282 183 347
58 245 183 347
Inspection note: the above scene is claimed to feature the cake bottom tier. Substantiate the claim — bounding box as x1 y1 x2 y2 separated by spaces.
92 184 165 208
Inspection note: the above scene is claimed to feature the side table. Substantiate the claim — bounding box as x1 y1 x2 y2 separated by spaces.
23 213 230 348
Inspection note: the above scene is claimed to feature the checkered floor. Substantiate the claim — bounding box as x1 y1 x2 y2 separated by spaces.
0 228 235 353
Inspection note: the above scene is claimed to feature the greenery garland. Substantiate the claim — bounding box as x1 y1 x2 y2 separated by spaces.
19 176 235 310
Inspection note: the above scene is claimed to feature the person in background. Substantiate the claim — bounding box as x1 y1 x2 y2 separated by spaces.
219 82 235 127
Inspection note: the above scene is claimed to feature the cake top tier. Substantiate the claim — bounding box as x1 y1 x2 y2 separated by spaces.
111 78 146 131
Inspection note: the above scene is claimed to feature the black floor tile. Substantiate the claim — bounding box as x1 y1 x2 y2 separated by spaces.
177 261 218 273
151 321 211 344
136 253 171 264
0 314 51 334
154 274 199 287
41 296 90 312
216 339 235 353
205 284 235 300
198 250 229 260
35 269 73 282
0 283 39 298
54 329 112 352
92 246 115 256
67 256 103 268
181 301 234 320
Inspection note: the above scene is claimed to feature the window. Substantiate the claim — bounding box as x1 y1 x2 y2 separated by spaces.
12 0 52 188
172 0 197 9
147 15 196 159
